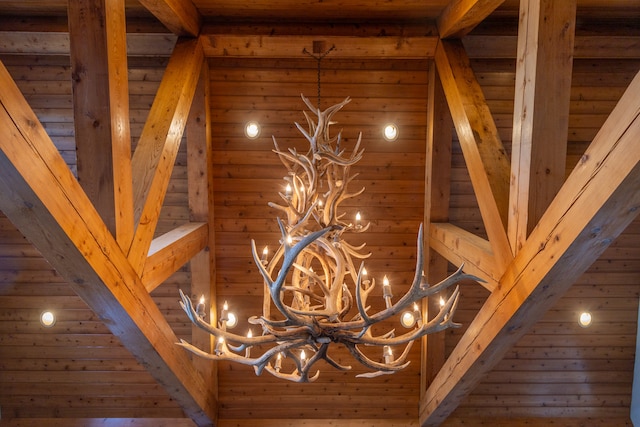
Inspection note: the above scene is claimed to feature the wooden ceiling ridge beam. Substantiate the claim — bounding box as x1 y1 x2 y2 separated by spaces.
128 36 204 275
437 0 507 39
0 61 217 426
138 0 202 37
420 68 640 427
433 38 513 275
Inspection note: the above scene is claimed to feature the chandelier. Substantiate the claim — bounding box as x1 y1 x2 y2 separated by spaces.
177 93 479 382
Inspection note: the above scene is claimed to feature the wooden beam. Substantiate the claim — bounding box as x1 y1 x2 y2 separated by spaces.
422 60 453 396
437 0 506 39
186 60 217 394
128 37 204 274
0 61 217 426
508 0 577 254
200 35 439 59
434 39 513 272
141 222 208 292
138 0 201 37
420 69 640 426
429 223 498 290
67 0 134 248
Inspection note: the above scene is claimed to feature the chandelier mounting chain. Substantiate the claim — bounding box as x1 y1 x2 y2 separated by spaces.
178 94 481 382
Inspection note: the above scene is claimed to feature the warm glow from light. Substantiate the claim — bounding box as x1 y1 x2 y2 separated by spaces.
383 123 398 141
300 350 306 361
355 212 361 221
362 267 367 276
401 311 415 328
439 297 445 308
262 246 268 256
40 311 56 327
245 121 260 139
247 329 253 338
199 295 205 305
223 301 229 311
579 311 592 327
285 183 292 195
383 276 390 287
227 312 238 328
286 235 293 245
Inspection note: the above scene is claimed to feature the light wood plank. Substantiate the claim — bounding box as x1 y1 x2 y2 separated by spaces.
142 222 208 292
128 37 204 274
437 0 507 39
0 419 197 427
508 0 577 254
138 0 201 37
434 39 513 272
67 0 134 249
420 70 640 426
0 61 216 426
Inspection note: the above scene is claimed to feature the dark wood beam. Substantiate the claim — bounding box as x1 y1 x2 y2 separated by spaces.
68 0 134 248
186 60 218 392
422 60 454 395
434 39 513 273
420 69 640 426
509 0 577 254
128 37 204 274
0 61 217 427
138 0 201 37
437 0 506 39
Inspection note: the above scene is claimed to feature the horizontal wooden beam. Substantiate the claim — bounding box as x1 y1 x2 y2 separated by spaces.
429 223 498 291
0 61 217 426
420 69 640 426
200 35 438 58
142 222 208 292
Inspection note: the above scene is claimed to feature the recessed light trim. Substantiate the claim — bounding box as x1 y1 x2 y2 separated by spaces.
383 123 398 141
578 311 592 328
245 121 261 139
40 311 56 327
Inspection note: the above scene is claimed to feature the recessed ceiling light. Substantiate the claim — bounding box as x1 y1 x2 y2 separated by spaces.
383 123 398 141
245 121 260 139
578 311 592 328
40 311 56 327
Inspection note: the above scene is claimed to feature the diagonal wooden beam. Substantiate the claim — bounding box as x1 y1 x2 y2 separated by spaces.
128 37 204 275
141 221 208 292
68 0 135 249
437 0 506 39
0 61 217 427
509 0 577 254
429 222 498 290
434 39 513 272
420 69 640 427
138 0 202 37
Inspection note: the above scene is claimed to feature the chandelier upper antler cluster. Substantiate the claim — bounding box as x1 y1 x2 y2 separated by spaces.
178 95 479 382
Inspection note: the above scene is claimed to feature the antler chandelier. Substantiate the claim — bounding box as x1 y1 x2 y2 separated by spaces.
178 95 478 382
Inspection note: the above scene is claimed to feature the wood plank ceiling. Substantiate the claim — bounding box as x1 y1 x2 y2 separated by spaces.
0 1 639 427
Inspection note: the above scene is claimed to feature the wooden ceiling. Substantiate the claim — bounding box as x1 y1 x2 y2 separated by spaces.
0 1 639 427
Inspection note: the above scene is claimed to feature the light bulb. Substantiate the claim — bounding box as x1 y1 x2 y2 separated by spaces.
40 311 56 327
383 123 398 141
579 311 592 327
244 121 260 139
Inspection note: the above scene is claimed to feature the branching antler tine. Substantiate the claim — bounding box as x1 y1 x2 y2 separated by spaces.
420 263 481 297
355 263 374 324
251 239 274 288
300 93 319 115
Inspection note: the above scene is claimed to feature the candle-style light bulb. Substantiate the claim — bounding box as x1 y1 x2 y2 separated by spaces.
286 235 293 245
439 296 445 308
274 352 282 372
285 183 292 199
195 294 206 318
355 211 362 229
245 330 253 357
384 345 394 364
215 336 225 355
413 302 422 326
382 275 392 308
300 349 307 368
261 246 268 265
220 301 229 325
